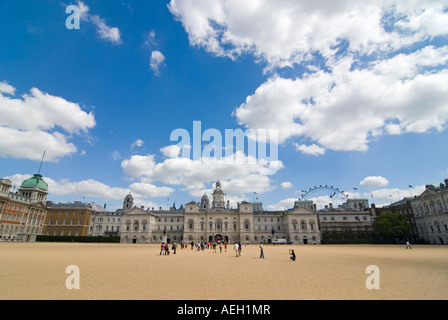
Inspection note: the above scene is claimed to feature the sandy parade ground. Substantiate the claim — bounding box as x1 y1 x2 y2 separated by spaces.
0 242 447 300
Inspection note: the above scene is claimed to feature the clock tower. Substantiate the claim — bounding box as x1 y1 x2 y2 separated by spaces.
212 181 225 209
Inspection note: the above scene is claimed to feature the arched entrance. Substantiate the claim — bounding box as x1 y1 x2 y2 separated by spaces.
215 234 223 242
303 236 308 244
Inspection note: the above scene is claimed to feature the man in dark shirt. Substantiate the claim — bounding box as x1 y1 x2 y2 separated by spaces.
289 249 296 261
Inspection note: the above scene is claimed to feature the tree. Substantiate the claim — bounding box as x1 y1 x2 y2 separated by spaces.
374 212 410 240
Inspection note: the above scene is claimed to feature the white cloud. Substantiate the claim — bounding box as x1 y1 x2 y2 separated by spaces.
77 1 122 45
150 50 166 76
234 46 448 151
111 150 122 161
360 176 390 187
6 174 174 205
131 139 145 150
0 81 15 95
295 143 326 156
366 185 426 207
6 174 127 200
0 86 95 134
128 182 174 198
144 29 158 48
0 128 77 162
170 0 448 153
168 0 448 68
77 0 90 20
160 145 181 158
89 15 122 44
121 150 282 197
281 181 292 189
266 197 297 211
0 82 95 162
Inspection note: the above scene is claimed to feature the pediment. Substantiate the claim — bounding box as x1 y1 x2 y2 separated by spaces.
289 207 314 215
35 201 47 209
417 190 434 199
124 207 152 216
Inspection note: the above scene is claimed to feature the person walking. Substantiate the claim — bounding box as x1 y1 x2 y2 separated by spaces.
259 242 265 259
165 243 170 255
406 241 412 249
233 243 239 257
219 242 223 253
238 241 242 257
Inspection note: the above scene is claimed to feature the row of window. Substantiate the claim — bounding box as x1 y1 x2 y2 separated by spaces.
0 225 40 236
50 210 85 215
321 216 369 221
413 199 448 216
92 225 120 232
323 227 370 232
2 203 43 215
45 230 81 236
94 217 121 223
418 221 448 233
124 220 320 232
47 219 85 226
0 212 43 225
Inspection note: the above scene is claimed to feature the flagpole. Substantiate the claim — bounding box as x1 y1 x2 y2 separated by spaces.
38 151 46 175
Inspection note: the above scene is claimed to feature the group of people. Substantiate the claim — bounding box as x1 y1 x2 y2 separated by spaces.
159 240 297 261
160 240 412 259
189 240 229 253
160 242 178 255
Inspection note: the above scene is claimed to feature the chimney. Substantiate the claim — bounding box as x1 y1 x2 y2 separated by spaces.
329 203 333 209
445 179 448 187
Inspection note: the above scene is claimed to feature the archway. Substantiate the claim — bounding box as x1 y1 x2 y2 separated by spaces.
215 234 223 242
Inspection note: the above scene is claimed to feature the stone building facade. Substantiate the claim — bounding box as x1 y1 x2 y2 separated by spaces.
43 201 104 237
0 174 48 242
317 199 374 238
120 181 322 244
411 180 448 244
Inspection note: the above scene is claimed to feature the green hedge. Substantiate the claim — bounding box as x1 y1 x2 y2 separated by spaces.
36 235 120 243
321 239 396 244
321 232 396 244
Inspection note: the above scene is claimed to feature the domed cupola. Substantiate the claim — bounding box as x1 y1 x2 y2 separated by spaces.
200 194 210 210
123 192 134 211
19 174 48 203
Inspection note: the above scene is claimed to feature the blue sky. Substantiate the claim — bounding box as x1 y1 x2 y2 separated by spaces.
1 0 448 211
